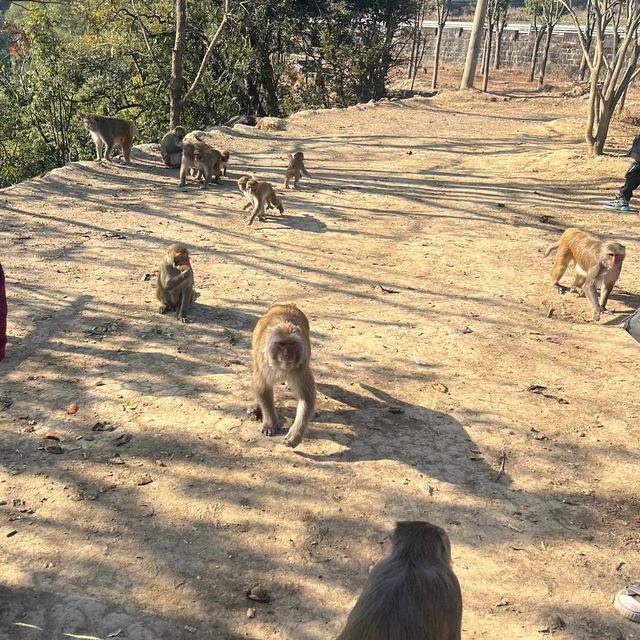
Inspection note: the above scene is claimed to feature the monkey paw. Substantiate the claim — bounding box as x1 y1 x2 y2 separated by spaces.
283 432 302 448
247 406 263 421
178 315 188 323
261 423 278 437
157 305 168 315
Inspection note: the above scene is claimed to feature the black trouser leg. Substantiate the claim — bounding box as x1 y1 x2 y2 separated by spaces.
620 161 640 201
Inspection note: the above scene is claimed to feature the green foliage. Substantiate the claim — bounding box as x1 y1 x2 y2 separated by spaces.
525 0 566 25
0 0 415 188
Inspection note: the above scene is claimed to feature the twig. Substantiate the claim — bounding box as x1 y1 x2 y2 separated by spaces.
494 450 507 482
379 285 400 294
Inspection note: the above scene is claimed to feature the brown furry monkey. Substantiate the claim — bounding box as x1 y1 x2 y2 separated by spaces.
84 114 147 164
156 244 195 323
545 228 625 322
219 149 230 176
337 521 462 640
160 126 186 168
283 151 310 189
250 304 315 448
243 177 284 225
179 143 223 188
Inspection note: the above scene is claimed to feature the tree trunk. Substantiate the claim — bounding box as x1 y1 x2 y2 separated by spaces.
593 101 616 155
408 22 418 78
537 25 553 89
169 0 186 128
483 26 493 91
460 0 489 89
494 23 504 69
432 24 444 89
481 29 488 75
529 25 546 83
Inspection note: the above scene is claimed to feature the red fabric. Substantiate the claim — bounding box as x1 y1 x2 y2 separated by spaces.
0 263 6 362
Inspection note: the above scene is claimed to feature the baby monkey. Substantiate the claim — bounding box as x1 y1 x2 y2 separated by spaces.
283 151 310 189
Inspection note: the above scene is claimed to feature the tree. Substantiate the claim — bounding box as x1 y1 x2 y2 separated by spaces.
431 0 452 90
526 11 547 82
460 0 490 89
481 0 508 90
322 0 417 104
138 0 230 128
406 0 429 87
535 0 565 88
493 1 508 68
560 0 640 155
577 2 595 81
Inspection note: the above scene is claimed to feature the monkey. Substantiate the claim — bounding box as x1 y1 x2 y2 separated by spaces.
283 151 311 189
238 176 255 211
160 126 186 168
83 114 148 164
545 227 626 322
179 143 223 188
219 149 230 177
155 243 194 323
243 178 284 225
336 521 462 640
250 304 315 448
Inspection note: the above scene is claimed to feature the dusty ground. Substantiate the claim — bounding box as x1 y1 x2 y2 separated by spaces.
1 69 640 640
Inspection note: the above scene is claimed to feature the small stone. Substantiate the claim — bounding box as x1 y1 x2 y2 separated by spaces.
246 608 255 619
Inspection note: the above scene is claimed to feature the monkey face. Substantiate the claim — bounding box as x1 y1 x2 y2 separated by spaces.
269 334 303 371
175 126 186 140
603 243 625 269
172 252 190 267
83 116 95 131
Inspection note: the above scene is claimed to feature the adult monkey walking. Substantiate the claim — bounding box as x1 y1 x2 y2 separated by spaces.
83 114 148 164
545 228 626 322
250 304 315 448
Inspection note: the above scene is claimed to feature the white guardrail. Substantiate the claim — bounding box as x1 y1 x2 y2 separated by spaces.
421 19 624 35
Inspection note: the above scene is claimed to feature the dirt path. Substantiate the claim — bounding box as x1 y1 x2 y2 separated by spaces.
1 87 640 640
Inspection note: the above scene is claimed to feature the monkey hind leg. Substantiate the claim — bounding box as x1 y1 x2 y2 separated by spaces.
550 249 573 293
570 267 587 296
122 142 132 164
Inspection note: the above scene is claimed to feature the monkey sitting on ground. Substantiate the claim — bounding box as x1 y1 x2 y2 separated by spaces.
250 304 315 448
336 521 462 640
160 126 186 168
179 143 223 188
545 227 626 322
156 243 195 323
237 176 284 225
83 114 148 164
283 151 311 189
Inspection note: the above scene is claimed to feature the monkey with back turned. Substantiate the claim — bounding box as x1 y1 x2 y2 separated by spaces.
337 521 462 640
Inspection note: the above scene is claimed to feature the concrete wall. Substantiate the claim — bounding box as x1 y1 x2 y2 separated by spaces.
418 25 606 78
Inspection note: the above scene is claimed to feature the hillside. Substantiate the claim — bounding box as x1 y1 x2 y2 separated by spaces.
1 88 640 640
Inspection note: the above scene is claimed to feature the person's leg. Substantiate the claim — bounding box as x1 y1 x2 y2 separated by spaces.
620 160 640 201
604 161 640 210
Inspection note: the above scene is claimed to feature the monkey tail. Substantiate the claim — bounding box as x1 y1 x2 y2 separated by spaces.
132 124 150 143
543 242 559 258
